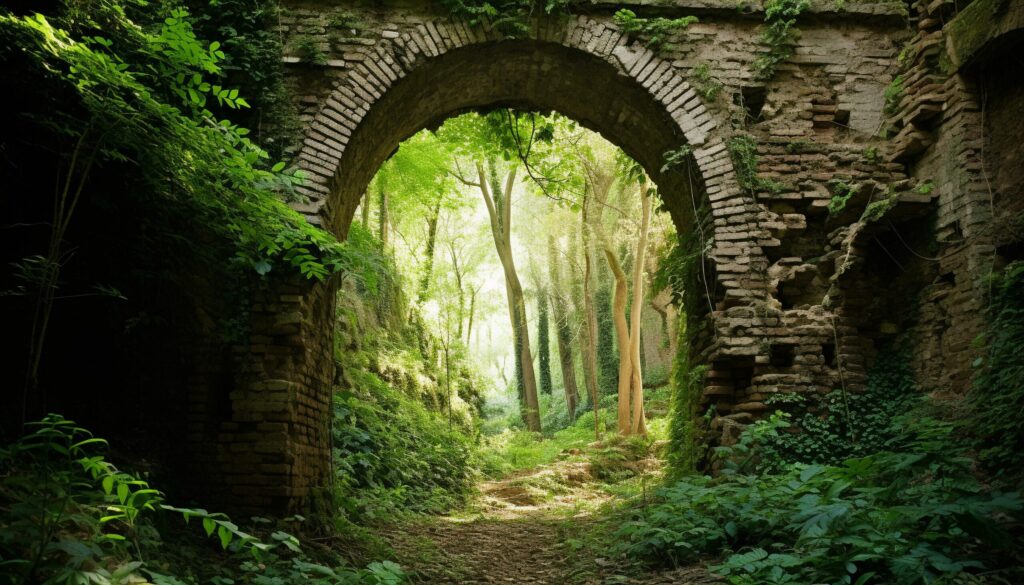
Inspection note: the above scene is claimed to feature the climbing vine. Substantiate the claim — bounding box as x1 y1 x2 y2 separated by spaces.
612 8 698 52
727 135 783 195
751 0 809 80
440 0 572 37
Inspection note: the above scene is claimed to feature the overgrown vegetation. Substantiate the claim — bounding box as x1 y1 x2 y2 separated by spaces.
828 180 860 214
969 260 1024 478
690 63 723 102
615 411 1023 583
440 0 572 37
612 9 698 52
752 0 810 80
0 415 405 584
727 135 783 195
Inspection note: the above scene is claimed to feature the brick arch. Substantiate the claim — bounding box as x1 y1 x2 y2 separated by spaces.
291 20 768 302
192 18 777 516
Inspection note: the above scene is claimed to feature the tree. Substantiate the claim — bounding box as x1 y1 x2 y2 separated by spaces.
537 286 553 395
602 176 652 436
474 159 542 431
548 234 581 420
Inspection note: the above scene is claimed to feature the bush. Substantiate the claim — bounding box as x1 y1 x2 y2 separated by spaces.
333 370 477 521
613 412 1024 584
0 415 405 585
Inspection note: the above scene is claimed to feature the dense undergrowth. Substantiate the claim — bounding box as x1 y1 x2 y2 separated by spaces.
0 415 405 585
605 310 1024 584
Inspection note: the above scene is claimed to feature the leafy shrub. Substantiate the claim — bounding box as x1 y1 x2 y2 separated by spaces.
613 413 1024 584
970 260 1024 478
0 415 405 585
333 370 478 521
755 349 919 471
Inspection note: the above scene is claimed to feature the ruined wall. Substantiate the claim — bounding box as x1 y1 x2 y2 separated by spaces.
189 0 1023 513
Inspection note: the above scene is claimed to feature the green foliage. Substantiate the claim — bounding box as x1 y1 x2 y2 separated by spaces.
0 415 405 585
661 144 694 173
727 135 783 195
690 63 722 102
294 34 328 65
828 181 860 214
969 261 1024 478
861 189 900 223
332 372 477 521
613 9 698 52
440 0 572 38
182 0 301 159
751 0 809 80
884 75 905 115
862 146 881 164
613 411 1024 584
0 2 351 281
756 349 919 471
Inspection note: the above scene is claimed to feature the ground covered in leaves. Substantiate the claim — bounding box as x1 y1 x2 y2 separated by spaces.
380 439 720 585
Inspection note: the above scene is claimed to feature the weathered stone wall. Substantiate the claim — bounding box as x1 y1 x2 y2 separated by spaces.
185 0 1023 513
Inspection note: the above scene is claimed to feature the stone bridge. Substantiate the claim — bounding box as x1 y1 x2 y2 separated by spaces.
182 0 1024 514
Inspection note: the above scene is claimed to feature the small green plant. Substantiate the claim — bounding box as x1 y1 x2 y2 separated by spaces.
613 9 698 52
862 188 900 222
727 134 783 195
785 139 811 153
295 35 328 65
441 0 572 37
661 144 694 173
827 180 859 214
915 179 935 194
751 0 810 80
884 75 904 114
862 145 880 163
690 63 722 101
330 10 364 32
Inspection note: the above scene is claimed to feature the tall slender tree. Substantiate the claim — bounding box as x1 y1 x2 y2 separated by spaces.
548 234 581 420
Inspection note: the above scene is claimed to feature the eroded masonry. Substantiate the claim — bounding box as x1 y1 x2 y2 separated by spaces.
181 0 1024 513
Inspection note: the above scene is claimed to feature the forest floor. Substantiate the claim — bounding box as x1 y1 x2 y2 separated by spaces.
380 442 720 585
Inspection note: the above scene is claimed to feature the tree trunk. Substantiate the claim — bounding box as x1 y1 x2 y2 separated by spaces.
378 179 389 247
628 181 652 436
548 235 580 420
537 288 553 395
418 200 442 302
478 160 541 432
604 248 633 435
466 286 477 346
361 184 371 227
580 200 601 438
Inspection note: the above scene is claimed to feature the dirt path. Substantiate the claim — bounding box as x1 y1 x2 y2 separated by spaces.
381 458 719 585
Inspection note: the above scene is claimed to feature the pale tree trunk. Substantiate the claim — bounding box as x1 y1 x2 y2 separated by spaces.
604 248 633 435
466 285 478 346
580 199 601 439
478 160 541 432
629 181 652 435
547 235 580 420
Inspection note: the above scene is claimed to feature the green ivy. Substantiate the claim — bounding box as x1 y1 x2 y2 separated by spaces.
827 180 859 214
751 0 809 80
613 8 698 52
440 0 572 37
690 63 722 101
727 135 783 195
884 75 904 115
755 348 919 471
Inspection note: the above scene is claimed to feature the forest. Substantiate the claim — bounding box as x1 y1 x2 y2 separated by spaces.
2 0 1024 584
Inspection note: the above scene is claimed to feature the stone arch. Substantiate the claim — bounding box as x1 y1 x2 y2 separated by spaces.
194 16 776 515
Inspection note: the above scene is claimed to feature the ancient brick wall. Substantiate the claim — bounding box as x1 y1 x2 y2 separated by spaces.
186 0 1022 514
